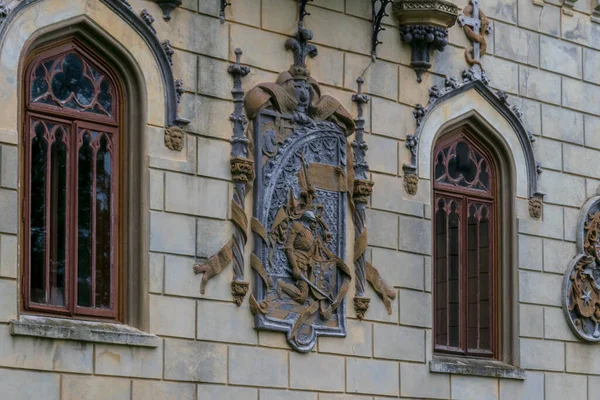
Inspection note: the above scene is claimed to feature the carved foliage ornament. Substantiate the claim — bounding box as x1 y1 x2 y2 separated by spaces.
564 197 600 341
194 12 396 352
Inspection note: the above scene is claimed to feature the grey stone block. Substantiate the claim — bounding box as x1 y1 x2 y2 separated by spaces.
373 323 424 362
289 353 345 392
229 346 288 388
346 357 399 396
164 339 227 382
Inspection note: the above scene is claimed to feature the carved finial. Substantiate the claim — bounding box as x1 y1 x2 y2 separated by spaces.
352 77 370 181
140 9 156 34
285 27 318 70
162 40 175 65
220 0 231 23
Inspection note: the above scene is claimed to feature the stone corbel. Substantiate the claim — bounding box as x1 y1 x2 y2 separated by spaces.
392 0 459 82
153 0 182 20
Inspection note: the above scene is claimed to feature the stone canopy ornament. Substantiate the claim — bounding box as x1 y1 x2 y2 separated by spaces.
392 0 459 82
564 195 600 342
194 2 396 352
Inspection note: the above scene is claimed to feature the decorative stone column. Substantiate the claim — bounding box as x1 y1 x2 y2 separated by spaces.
392 0 459 82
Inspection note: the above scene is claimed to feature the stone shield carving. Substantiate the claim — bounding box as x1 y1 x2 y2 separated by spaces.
564 196 600 341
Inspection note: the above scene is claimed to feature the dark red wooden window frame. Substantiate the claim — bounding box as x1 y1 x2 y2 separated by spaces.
432 129 498 359
22 39 122 321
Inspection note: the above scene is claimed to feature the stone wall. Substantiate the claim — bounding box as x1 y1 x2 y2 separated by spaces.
0 0 600 398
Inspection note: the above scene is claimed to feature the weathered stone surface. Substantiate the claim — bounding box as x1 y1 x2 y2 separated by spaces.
95 341 163 379
431 356 525 380
149 295 196 338
197 136 231 180
399 289 432 328
0 234 16 279
398 216 431 255
517 0 560 37
260 389 317 400
373 323 424 362
495 23 539 66
371 248 425 290
451 375 499 400
371 174 423 217
319 394 372 400
563 77 600 115
229 346 288 388
0 325 92 373
540 36 582 78
0 189 16 234
519 304 544 338
499 371 543 400
485 56 519 94
566 342 600 374
371 97 414 140
290 353 345 392
401 362 449 399
196 217 232 258
562 12 600 49
344 53 398 100
133 381 195 400
563 207 579 242
367 135 398 175
0 146 17 189
196 300 257 345
150 212 196 256
198 385 258 400
149 253 164 294
519 270 562 306
346 358 399 396
545 373 586 400
584 48 600 85
585 115 600 150
520 338 564 371
518 235 542 271
518 204 563 240
62 375 131 400
563 144 600 179
164 339 227 382
172 49 198 93
519 67 561 105
165 173 229 219
541 104 584 144
544 306 577 341
149 169 164 211
543 239 575 274
0 368 59 400
535 138 561 172
539 170 585 208
366 210 398 249
319 320 373 357
0 279 16 322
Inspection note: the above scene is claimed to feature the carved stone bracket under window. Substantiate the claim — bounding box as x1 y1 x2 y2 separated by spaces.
563 195 600 342
392 0 459 82
403 75 544 214
0 0 190 130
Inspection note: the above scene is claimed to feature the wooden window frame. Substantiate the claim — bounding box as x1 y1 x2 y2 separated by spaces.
21 38 124 322
432 129 499 359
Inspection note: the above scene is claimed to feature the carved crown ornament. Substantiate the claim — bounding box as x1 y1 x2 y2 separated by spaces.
564 195 600 341
192 4 396 353
392 0 459 82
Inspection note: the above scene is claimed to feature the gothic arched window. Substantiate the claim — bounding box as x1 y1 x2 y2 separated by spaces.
23 40 122 320
433 129 497 358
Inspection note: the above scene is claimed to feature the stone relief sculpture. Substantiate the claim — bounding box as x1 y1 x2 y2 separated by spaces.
458 0 492 81
193 2 396 352
564 196 600 341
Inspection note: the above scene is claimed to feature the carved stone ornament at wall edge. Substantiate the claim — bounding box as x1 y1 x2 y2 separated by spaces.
563 196 600 341
392 0 459 82
164 126 184 151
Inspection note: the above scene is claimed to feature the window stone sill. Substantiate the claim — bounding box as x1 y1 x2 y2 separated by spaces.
9 315 160 348
429 356 526 380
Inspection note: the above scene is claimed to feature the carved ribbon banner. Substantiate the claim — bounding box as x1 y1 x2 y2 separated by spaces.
564 197 600 342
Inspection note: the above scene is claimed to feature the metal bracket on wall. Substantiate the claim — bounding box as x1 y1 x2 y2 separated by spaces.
371 0 393 61
220 0 231 23
153 0 183 20
298 0 313 26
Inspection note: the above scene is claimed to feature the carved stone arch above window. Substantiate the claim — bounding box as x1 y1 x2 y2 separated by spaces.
403 78 544 218
0 0 189 128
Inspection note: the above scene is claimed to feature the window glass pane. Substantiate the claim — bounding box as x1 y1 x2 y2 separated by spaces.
467 204 478 350
448 200 461 348
435 198 448 347
49 127 68 307
479 205 491 351
77 131 93 307
95 133 112 309
434 139 491 193
31 51 114 118
30 121 48 304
